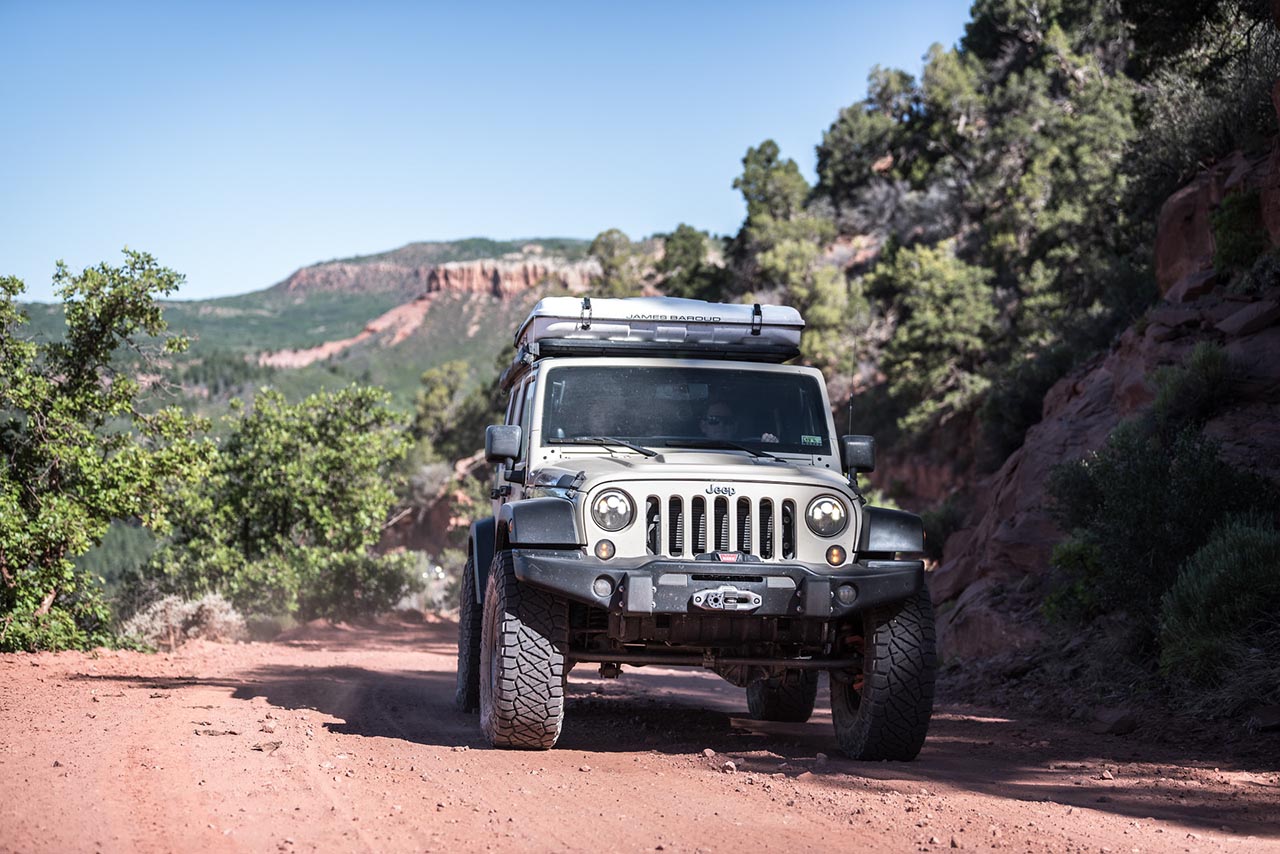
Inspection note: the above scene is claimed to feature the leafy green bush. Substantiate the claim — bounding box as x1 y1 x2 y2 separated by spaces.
1047 340 1274 650
153 386 418 620
1 253 211 651
297 551 418 622
980 342 1079 464
871 242 998 436
1047 424 1269 631
588 229 644 298
1148 341 1231 440
1159 514 1280 703
1211 190 1269 274
1128 27 1280 220
657 224 732 302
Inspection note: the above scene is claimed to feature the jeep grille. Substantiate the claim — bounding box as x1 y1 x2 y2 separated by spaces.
645 494 796 560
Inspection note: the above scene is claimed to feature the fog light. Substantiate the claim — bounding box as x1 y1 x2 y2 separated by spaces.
592 576 614 597
826 545 847 566
594 539 616 560
836 583 857 606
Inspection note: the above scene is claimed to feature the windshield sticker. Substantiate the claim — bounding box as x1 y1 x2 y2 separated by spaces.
801 435 822 446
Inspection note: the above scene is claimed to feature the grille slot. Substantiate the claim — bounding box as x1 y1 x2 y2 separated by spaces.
691 497 707 554
760 499 774 559
714 497 729 552
645 496 660 555
781 500 796 559
668 496 684 556
737 497 752 554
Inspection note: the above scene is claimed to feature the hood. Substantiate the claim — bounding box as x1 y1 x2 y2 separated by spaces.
529 449 852 494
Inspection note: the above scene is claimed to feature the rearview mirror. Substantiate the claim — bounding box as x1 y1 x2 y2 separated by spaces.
840 435 875 474
485 425 522 463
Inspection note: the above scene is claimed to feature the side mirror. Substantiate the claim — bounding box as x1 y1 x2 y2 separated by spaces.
840 435 876 474
485 425 523 463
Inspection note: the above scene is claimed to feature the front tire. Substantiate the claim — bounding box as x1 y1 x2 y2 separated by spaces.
453 555 481 713
479 550 568 749
831 586 936 761
746 669 819 723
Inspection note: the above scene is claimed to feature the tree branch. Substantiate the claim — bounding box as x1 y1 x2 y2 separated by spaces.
34 588 57 616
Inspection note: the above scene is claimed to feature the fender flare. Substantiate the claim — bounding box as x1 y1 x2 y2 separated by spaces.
468 517 496 604
857 506 925 557
496 497 582 549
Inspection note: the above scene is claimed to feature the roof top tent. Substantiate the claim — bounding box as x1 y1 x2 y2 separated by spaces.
500 297 805 390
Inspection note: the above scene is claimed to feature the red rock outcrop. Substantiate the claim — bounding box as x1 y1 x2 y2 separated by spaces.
259 256 599 368
279 261 431 295
279 256 599 297
932 286 1280 660
1154 150 1271 298
427 259 597 297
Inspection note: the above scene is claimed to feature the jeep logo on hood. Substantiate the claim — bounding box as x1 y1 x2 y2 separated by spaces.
705 484 736 496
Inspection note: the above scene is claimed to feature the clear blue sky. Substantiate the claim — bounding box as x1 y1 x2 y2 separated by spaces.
1 1 973 302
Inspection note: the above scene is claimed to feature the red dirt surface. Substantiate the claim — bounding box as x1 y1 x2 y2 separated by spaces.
2 617 1277 853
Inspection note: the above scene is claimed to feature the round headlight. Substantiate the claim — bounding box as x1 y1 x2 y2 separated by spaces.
805 495 848 537
591 489 635 532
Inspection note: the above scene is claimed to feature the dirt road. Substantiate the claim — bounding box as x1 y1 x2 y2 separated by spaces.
1 617 1276 853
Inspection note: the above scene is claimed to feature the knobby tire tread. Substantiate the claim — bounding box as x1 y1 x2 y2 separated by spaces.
479 551 568 749
746 669 819 723
831 586 936 761
454 555 482 713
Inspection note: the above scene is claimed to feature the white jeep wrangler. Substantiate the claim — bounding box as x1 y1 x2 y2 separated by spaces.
455 296 935 760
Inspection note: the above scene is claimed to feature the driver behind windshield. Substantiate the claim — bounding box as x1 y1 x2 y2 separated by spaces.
700 400 778 444
544 366 825 453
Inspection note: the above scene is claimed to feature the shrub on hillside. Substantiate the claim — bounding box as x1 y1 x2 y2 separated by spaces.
121 594 247 649
1047 425 1269 631
1211 190 1269 274
1128 28 1280 220
980 342 1079 465
1159 514 1280 712
1046 343 1264 629
1148 342 1232 441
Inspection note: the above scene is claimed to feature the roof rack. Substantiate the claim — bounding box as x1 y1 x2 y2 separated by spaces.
499 296 804 390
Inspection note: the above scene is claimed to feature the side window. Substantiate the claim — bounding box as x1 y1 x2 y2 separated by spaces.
508 380 525 428
519 379 536 460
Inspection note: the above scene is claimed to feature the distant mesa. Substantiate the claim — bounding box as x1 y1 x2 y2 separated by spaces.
273 238 593 295
258 239 599 369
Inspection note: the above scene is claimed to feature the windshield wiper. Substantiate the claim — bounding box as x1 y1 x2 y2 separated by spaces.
659 439 779 460
551 436 659 457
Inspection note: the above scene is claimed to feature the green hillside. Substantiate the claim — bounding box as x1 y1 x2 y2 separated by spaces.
326 237 591 267
18 239 583 420
242 289 544 413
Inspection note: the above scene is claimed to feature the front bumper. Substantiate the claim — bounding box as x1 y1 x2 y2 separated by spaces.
510 549 922 619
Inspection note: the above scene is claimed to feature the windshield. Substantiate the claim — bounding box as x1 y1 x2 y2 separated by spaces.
540 365 832 456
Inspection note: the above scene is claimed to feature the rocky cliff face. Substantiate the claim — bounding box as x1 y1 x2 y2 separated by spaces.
932 114 1280 662
278 255 599 297
259 254 599 368
277 261 431 296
